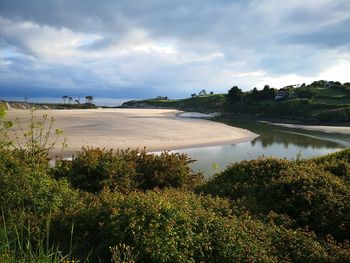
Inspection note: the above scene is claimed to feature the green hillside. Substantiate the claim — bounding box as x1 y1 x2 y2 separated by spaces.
121 94 227 112
121 81 350 123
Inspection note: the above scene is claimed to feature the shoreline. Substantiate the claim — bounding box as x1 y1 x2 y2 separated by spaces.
259 121 350 135
6 108 258 157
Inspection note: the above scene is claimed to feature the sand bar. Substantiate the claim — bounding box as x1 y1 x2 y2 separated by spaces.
6 108 257 156
262 121 350 135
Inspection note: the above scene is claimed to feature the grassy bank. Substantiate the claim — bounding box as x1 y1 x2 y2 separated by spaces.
1 108 350 261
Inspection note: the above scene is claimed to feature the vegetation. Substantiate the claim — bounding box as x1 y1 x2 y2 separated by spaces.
121 80 350 123
199 150 350 242
1 100 97 110
121 94 227 113
54 147 203 193
1 107 350 261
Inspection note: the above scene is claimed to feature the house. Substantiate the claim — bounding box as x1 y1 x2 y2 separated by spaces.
198 89 207 96
156 96 168 100
275 90 287 100
324 81 335 88
284 84 300 89
275 88 295 100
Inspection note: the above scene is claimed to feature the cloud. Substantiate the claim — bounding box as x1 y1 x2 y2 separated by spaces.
0 0 349 99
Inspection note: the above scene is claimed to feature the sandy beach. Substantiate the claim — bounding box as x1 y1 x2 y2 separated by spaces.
6 108 257 156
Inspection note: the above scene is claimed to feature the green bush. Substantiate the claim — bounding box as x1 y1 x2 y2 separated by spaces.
57 147 203 193
53 189 350 262
0 148 78 228
136 150 203 190
65 147 140 193
314 149 350 180
200 152 350 241
199 157 291 201
270 163 350 240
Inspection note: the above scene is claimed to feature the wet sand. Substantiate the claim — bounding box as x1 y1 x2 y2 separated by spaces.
6 108 257 156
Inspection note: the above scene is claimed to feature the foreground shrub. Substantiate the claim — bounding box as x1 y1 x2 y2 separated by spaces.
199 158 291 201
0 149 78 228
271 163 350 241
136 150 203 190
313 149 350 180
57 147 203 193
64 147 140 193
200 152 350 241
53 189 350 262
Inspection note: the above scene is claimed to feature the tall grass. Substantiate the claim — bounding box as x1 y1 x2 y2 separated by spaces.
0 212 72 263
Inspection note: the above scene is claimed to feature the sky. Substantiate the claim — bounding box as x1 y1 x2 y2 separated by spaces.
0 0 350 100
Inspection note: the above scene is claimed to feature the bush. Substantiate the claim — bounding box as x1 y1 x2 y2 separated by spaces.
200 152 350 241
0 148 79 230
57 147 203 193
199 158 291 201
314 149 350 180
64 147 140 193
53 189 350 262
270 163 350 241
136 150 203 190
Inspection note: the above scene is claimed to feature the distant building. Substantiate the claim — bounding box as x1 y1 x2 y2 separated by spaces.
283 84 300 89
275 88 295 100
324 81 335 88
156 96 168 100
275 90 287 100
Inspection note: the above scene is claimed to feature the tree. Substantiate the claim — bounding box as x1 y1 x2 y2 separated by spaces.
227 86 243 102
85 96 94 104
69 97 73 104
250 87 259 100
62 95 69 104
261 85 276 99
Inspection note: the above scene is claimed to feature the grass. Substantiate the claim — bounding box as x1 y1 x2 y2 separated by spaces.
0 215 70 263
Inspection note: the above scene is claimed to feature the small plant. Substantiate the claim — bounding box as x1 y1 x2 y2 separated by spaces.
12 109 67 158
110 243 138 263
0 105 13 149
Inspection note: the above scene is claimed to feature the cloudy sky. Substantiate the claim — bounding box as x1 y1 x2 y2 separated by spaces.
0 0 350 100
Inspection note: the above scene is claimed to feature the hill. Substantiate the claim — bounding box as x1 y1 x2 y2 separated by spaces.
121 80 350 123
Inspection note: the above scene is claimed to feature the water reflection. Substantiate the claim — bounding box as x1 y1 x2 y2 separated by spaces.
173 121 349 177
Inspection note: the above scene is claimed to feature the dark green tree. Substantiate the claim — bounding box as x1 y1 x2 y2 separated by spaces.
227 86 243 102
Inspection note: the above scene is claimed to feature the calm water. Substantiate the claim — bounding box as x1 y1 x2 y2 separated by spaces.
172 121 350 177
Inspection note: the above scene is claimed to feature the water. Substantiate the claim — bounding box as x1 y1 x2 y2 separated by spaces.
172 121 350 177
